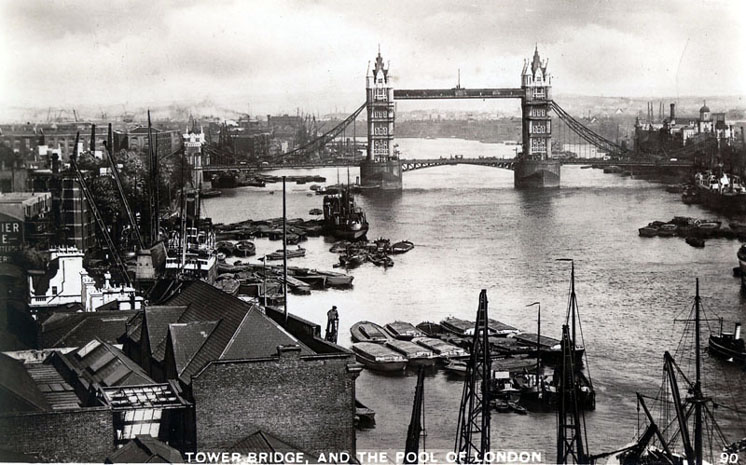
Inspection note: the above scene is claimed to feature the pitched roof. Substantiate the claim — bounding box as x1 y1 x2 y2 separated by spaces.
105 435 183 463
144 306 188 362
162 281 312 381
40 311 139 348
0 353 50 413
60 338 155 387
25 362 80 410
168 321 218 376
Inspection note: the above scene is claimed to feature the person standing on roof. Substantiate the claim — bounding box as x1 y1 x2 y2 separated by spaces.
325 305 339 343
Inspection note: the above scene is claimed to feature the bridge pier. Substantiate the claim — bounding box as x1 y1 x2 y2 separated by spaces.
514 159 561 188
360 159 403 189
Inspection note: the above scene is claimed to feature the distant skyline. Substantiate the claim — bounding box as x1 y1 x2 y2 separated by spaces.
1 0 745 120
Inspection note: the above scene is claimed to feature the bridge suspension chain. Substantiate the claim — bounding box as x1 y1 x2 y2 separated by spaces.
282 102 367 158
550 100 629 158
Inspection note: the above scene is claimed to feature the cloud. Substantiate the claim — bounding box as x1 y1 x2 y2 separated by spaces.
0 0 744 119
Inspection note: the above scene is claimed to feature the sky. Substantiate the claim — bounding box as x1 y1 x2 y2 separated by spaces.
1 0 745 119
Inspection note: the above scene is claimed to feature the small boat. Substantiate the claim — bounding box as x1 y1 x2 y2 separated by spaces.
390 240 414 254
339 252 366 268
368 253 394 268
685 236 705 248
580 165 593 169
322 272 354 288
415 322 443 337
329 241 352 253
285 233 301 245
638 225 659 237
442 359 468 376
245 179 266 187
354 399 376 429
441 317 497 337
352 342 407 372
350 321 390 343
309 208 323 216
488 318 520 336
657 223 678 237
508 401 528 415
708 321 745 363
414 337 469 359
216 241 235 255
234 240 256 257
384 321 424 341
385 340 438 366
492 398 512 413
265 246 306 261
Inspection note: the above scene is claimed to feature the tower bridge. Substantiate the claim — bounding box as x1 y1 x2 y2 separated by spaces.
361 46 567 189
203 47 675 188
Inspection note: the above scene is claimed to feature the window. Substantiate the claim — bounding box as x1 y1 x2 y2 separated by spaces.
375 87 386 100
52 286 58 295
531 108 546 117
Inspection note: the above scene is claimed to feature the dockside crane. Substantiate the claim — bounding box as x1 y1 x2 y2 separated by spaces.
101 123 145 250
404 367 426 464
454 289 491 463
556 324 589 464
69 132 132 286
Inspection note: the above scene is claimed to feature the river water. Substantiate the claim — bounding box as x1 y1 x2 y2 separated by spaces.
203 138 746 463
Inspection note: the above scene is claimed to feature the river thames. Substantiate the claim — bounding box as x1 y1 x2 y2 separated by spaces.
204 139 746 463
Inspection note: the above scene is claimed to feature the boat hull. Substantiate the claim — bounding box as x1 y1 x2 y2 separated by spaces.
708 335 746 363
696 185 746 214
354 353 407 371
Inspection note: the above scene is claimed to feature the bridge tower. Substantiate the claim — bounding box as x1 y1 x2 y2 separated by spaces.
515 46 561 188
360 49 403 189
183 122 208 190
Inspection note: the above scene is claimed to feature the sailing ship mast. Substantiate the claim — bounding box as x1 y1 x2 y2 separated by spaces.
282 176 288 323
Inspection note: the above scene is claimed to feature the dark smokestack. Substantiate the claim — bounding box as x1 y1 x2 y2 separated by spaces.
107 123 113 154
90 124 96 152
670 103 676 121
51 153 60 174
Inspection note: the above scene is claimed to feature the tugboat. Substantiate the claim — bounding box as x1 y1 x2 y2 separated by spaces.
709 320 745 363
694 170 746 214
322 188 369 240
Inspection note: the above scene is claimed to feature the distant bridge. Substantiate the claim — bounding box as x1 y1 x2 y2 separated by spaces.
203 157 694 175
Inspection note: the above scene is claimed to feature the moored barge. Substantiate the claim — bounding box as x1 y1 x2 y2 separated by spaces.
350 321 390 343
352 342 407 372
384 321 424 340
385 340 438 367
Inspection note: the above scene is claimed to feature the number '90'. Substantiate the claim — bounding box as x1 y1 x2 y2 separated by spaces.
720 452 739 463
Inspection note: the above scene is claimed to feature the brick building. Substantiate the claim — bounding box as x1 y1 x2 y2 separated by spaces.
127 127 181 159
28 169 96 251
122 280 360 458
0 122 111 161
0 340 192 462
0 192 53 260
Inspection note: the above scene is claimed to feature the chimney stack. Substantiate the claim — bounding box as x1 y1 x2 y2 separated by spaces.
670 103 676 122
